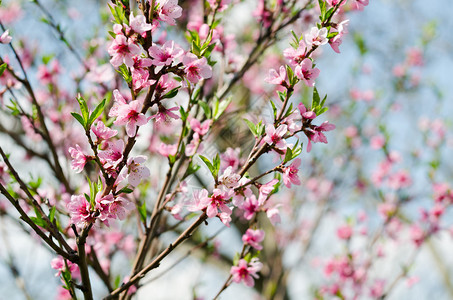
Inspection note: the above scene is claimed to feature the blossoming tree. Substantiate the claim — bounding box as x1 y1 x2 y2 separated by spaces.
2 0 452 299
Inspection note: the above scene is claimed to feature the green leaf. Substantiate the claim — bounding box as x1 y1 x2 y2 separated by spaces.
179 106 188 122
243 119 257 137
30 216 46 228
214 97 232 120
199 155 216 178
270 100 277 119
48 206 56 223
71 112 85 128
138 201 146 223
198 101 211 119
183 162 200 179
88 99 106 126
0 63 7 76
118 187 134 194
161 87 179 99
312 87 321 109
76 95 89 125
117 64 132 83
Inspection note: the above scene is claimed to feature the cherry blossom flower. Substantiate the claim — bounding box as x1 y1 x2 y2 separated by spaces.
187 189 209 212
98 140 124 167
108 35 141 68
51 257 78 277
337 224 353 240
97 194 134 223
67 194 94 228
112 100 148 137
148 41 184 66
266 205 281 225
155 74 180 95
198 189 232 219
68 144 88 173
157 142 178 157
295 58 320 87
91 121 117 142
154 0 182 26
298 103 317 120
242 229 265 250
0 29 12 44
352 0 369 11
152 105 180 124
258 179 278 205
263 124 288 150
190 118 212 136
282 158 301 188
283 41 307 66
265 66 287 85
230 258 263 287
0 162 9 185
241 195 259 220
207 0 231 12
126 156 150 187
220 147 241 172
129 13 153 35
131 67 156 92
305 121 336 152
182 53 212 84
218 166 241 189
326 0 347 6
304 27 328 47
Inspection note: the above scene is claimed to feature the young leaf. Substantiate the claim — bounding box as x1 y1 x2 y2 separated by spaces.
48 206 57 223
243 119 257 137
198 101 211 119
88 99 106 126
0 63 7 76
71 113 85 128
76 95 89 124
138 201 147 223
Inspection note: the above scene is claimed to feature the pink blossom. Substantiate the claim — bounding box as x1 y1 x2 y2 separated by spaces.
108 34 141 68
219 166 241 189
157 142 178 157
263 124 288 150
51 257 78 277
282 158 301 188
131 67 156 92
0 162 9 185
207 0 231 12
69 144 88 173
21 116 42 141
67 194 94 228
326 0 347 6
190 118 212 136
129 13 153 35
370 135 385 150
97 194 134 222
265 66 287 85
242 195 259 220
304 27 328 47
283 41 307 66
126 156 150 187
199 189 232 219
187 189 209 212
220 147 241 172
152 105 180 124
148 41 184 66
336 224 353 240
112 99 148 137
98 140 124 167
352 0 369 11
91 121 118 142
295 58 320 87
182 53 212 84
266 205 281 225
258 179 278 205
185 133 201 156
298 103 316 120
230 258 263 287
242 229 265 250
154 0 182 26
305 121 335 152
388 170 412 190
155 74 180 95
0 30 12 44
